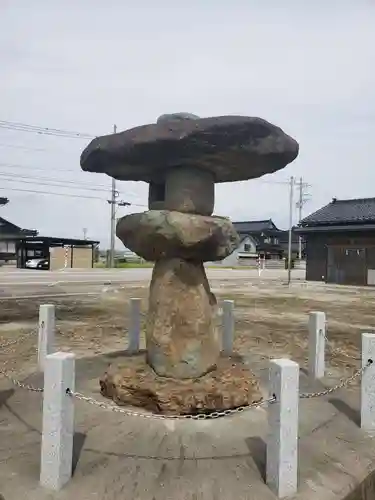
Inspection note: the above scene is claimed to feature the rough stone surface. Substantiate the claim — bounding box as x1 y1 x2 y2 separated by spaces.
100 354 262 415
164 166 215 215
145 258 220 378
156 112 200 124
80 115 299 183
116 210 239 262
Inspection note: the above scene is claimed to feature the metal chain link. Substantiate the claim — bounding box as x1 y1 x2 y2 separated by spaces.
67 361 373 420
0 328 36 350
67 389 276 420
300 360 372 399
0 324 373 416
0 367 44 392
0 327 43 393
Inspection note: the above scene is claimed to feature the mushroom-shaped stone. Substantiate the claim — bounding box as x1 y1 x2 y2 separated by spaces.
116 210 240 262
80 115 299 184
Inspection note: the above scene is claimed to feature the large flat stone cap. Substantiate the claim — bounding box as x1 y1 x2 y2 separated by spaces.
80 115 299 183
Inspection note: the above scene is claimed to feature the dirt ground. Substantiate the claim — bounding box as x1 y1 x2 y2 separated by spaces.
1 278 375 386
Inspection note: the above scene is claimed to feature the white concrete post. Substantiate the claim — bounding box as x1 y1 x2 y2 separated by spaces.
40 352 75 491
267 359 299 498
361 333 375 432
128 298 141 353
222 299 234 355
38 304 56 372
308 311 326 379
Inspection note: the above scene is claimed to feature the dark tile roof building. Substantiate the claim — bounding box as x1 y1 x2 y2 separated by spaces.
232 219 301 258
232 219 278 234
300 197 375 228
296 197 375 285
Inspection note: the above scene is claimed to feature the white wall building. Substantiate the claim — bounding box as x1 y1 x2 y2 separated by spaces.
207 235 258 267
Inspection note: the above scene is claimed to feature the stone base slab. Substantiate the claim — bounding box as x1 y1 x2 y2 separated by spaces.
99 353 262 415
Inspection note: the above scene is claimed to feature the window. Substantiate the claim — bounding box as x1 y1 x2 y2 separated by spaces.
264 237 271 244
273 238 279 245
244 243 251 252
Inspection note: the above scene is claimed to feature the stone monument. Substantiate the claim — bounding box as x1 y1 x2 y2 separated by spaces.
80 114 299 414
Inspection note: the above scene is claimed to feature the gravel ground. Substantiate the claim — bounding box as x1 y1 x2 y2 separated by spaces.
1 277 374 386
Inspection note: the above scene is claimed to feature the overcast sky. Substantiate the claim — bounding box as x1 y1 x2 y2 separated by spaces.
1 1 374 248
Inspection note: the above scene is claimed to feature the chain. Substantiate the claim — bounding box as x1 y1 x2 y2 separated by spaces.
67 361 373 419
0 367 44 392
0 328 36 349
0 324 372 413
67 389 276 420
0 327 43 393
300 360 372 399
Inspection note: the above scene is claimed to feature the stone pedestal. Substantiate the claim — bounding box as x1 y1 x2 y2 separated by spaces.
100 354 262 415
146 258 219 379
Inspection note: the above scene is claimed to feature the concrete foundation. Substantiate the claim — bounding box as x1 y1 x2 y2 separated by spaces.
1 350 375 499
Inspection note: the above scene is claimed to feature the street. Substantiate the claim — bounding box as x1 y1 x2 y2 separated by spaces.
0 267 306 299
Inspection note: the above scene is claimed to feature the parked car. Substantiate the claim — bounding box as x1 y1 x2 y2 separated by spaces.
25 258 49 270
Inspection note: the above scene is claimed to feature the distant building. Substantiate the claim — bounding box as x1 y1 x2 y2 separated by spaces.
233 219 301 260
0 215 99 269
211 219 301 267
0 216 38 262
295 197 375 286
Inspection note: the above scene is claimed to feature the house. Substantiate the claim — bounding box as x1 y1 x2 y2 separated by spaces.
0 216 38 262
295 197 375 286
218 234 258 267
0 216 99 269
232 219 300 260
210 219 301 267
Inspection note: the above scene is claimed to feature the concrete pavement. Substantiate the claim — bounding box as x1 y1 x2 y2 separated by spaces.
1 349 374 499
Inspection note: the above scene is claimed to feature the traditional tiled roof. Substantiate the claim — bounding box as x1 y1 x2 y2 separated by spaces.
0 216 37 236
232 219 278 233
301 198 375 226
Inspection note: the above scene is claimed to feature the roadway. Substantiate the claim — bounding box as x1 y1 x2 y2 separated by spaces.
0 267 306 299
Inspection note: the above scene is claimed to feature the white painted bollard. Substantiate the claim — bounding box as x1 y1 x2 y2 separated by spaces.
308 311 326 379
267 359 299 498
38 304 56 371
128 298 141 353
222 299 234 355
361 333 375 432
40 352 75 491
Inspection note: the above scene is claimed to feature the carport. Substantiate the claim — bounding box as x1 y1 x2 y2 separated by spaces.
15 236 99 270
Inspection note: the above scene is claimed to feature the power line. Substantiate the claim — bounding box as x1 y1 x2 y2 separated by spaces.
0 142 62 153
0 171 112 191
0 185 107 201
0 174 112 193
0 185 147 207
0 168 144 199
0 120 96 139
0 161 80 174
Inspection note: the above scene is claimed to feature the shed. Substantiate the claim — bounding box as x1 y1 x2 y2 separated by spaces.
15 235 99 270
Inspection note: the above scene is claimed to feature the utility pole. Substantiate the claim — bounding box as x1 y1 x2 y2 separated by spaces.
83 228 87 240
298 177 303 260
109 124 117 268
287 176 294 286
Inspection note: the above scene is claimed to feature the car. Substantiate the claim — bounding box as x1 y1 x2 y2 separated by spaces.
25 258 49 270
